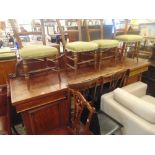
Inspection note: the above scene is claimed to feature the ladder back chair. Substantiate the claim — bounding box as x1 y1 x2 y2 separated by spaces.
84 19 119 70
100 69 130 94
56 19 98 75
43 89 95 135
115 34 143 62
9 19 61 89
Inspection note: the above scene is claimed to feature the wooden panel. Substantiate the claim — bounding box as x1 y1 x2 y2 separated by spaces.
28 102 60 134
0 60 16 85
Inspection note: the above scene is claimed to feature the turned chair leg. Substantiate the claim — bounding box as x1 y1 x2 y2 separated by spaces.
73 53 78 75
56 56 61 83
94 51 97 70
99 51 102 71
23 60 30 90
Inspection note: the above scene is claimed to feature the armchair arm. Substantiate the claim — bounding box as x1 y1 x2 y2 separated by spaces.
122 81 147 97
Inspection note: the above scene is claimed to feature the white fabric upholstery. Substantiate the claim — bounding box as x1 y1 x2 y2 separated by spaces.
141 95 155 105
113 88 155 124
101 81 155 135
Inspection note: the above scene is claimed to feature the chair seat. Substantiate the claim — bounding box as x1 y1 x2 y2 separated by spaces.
66 41 98 53
92 39 119 49
115 34 143 43
19 45 58 60
43 127 74 135
0 48 16 60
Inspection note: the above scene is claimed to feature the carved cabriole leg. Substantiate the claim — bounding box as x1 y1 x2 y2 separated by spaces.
94 50 97 70
99 50 102 71
23 60 30 90
73 52 78 75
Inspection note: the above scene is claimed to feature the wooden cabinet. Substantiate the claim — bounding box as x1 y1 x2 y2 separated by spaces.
10 72 70 134
21 90 69 134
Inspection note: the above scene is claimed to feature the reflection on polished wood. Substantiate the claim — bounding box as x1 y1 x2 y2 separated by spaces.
10 58 150 134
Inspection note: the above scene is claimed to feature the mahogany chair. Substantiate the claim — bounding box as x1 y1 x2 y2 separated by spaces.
100 69 130 94
9 19 61 89
44 89 95 135
84 19 119 70
68 77 103 134
56 19 98 75
0 85 12 135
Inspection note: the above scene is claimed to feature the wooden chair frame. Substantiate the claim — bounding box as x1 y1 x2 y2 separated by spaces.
9 19 61 89
56 19 98 75
69 89 96 134
84 19 118 70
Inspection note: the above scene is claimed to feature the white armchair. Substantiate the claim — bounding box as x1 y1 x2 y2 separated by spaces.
100 81 155 135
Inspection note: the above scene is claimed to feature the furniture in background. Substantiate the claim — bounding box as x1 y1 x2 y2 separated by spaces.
101 81 155 134
57 19 98 75
0 48 16 85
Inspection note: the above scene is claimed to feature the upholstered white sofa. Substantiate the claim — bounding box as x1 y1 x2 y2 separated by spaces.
100 81 155 135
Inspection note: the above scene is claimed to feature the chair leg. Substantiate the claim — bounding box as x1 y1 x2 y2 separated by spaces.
99 51 102 71
56 56 61 83
94 51 97 70
23 60 30 90
73 53 78 75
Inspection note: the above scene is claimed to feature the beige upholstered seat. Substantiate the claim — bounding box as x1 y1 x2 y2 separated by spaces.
92 39 119 49
66 41 98 53
115 34 143 42
19 45 58 59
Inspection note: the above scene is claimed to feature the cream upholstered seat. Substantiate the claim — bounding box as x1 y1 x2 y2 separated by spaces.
92 39 119 49
115 34 143 42
19 45 58 59
66 41 98 53
101 81 155 135
0 48 16 60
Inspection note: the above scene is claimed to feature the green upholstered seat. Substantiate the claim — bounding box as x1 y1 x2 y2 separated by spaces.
92 39 119 49
115 35 143 42
19 45 58 60
66 41 98 53
0 48 16 60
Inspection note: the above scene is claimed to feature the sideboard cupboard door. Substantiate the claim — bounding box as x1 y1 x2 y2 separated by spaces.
21 99 69 135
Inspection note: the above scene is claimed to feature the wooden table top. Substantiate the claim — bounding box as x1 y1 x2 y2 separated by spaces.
10 58 150 105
